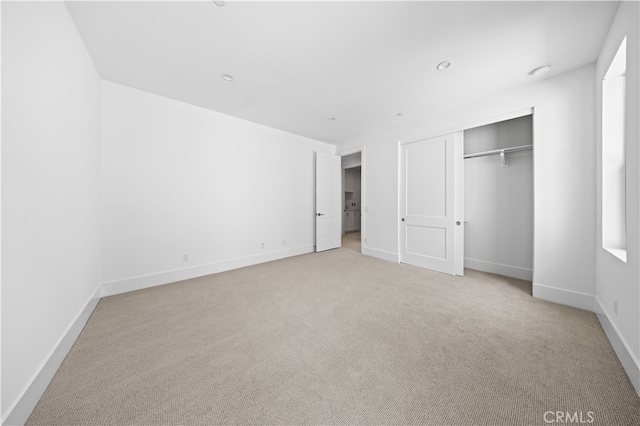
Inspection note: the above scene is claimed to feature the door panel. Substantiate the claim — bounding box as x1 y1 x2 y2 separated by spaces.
315 152 341 252
400 133 463 275
407 140 447 218
406 226 447 259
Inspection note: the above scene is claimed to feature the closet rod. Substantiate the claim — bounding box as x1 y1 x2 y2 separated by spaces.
463 144 532 160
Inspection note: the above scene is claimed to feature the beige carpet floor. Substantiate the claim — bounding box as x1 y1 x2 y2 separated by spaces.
28 248 640 425
342 231 361 253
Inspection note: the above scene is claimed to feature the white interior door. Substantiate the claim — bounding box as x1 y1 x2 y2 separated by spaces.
399 133 464 275
315 152 341 252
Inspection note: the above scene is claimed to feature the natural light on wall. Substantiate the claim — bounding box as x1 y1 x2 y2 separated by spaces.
602 37 627 263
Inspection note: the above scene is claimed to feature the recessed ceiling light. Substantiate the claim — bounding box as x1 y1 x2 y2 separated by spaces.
436 61 451 70
221 73 233 81
213 0 226 6
328 117 336 122
530 65 551 76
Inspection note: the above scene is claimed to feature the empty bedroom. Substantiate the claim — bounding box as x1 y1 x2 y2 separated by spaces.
2 1 640 425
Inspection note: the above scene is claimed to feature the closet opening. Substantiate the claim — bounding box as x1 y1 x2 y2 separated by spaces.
341 151 362 253
463 114 533 281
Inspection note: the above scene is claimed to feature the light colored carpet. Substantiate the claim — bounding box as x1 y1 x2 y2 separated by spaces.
342 231 361 252
28 248 640 425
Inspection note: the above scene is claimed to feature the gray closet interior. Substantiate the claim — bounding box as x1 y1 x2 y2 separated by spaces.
463 115 533 281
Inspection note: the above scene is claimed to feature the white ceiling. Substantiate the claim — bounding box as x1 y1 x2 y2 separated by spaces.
65 1 619 145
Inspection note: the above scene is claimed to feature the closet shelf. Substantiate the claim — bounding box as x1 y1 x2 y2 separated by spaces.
463 144 532 159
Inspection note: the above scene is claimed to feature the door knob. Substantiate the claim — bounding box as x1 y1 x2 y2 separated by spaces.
317 213 324 216
456 221 461 225
401 218 405 222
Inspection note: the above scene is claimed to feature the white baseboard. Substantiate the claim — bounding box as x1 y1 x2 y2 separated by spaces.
2 285 102 426
464 257 533 281
532 283 595 312
101 245 314 297
531 285 640 397
361 246 399 263
593 297 640 396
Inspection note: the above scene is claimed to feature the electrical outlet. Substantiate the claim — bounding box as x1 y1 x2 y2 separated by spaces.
261 242 265 249
282 239 286 246
364 237 368 243
183 254 189 262
613 298 618 316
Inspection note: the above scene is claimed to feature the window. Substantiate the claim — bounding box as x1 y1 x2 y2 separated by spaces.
602 37 627 262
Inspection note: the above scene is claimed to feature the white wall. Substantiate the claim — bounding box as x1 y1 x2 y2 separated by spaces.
340 64 597 308
464 117 533 280
100 81 334 295
595 0 640 393
1 1 102 422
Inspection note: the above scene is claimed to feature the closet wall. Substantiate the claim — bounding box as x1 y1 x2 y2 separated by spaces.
463 115 533 280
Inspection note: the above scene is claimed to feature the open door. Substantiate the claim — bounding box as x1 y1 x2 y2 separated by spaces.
315 152 341 252
399 133 464 275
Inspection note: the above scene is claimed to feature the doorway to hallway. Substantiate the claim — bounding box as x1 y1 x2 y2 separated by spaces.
341 151 363 254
